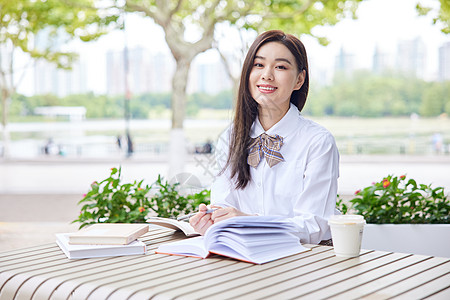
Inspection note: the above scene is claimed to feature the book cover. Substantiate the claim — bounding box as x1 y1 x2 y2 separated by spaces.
68 223 149 245
147 217 200 237
155 216 310 264
56 233 147 259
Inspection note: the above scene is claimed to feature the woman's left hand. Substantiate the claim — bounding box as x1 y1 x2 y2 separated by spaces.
211 207 253 223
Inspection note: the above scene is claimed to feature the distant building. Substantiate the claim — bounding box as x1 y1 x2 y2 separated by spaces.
149 52 174 93
438 41 450 81
33 28 88 97
106 50 124 96
396 37 426 78
34 59 87 97
188 59 231 94
372 45 393 74
335 47 355 77
106 47 174 96
308 56 330 86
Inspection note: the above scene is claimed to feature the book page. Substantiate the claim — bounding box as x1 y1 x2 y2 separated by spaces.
147 218 199 237
220 231 296 247
216 235 301 255
209 240 309 264
155 236 209 258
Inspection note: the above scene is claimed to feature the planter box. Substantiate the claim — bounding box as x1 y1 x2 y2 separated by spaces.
362 224 450 258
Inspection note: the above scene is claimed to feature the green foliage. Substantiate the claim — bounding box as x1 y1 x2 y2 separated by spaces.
0 0 118 68
416 0 450 34
420 82 449 116
257 0 365 44
305 72 450 117
8 73 450 119
336 197 348 215
0 0 119 152
338 175 450 224
6 75 450 120
8 91 234 119
186 91 234 117
73 167 152 228
149 175 211 219
73 167 210 228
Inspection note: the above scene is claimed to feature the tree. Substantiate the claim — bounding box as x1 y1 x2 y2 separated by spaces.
214 0 365 98
420 82 449 116
123 0 252 176
0 0 117 158
124 0 366 177
417 0 450 34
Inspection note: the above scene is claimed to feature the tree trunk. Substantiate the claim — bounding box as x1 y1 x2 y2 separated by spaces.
171 58 190 129
1 89 10 158
168 58 191 179
162 19 214 180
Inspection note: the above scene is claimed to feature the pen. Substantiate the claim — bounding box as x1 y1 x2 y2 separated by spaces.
177 208 218 221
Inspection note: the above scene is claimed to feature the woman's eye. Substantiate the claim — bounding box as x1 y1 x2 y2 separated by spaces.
276 65 287 70
254 63 263 67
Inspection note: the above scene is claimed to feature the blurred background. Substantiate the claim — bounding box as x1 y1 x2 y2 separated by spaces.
0 0 449 251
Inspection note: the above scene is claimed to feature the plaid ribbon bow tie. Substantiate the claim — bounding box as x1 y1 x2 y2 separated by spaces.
247 133 285 168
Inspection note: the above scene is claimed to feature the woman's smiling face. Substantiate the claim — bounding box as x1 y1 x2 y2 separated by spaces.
249 41 305 114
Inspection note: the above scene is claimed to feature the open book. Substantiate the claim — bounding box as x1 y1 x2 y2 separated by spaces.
147 217 200 237
156 216 309 264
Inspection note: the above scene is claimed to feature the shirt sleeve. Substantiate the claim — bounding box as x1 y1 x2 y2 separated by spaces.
289 132 340 244
210 128 237 208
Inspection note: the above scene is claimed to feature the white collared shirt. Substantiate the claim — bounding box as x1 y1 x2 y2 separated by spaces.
211 103 340 244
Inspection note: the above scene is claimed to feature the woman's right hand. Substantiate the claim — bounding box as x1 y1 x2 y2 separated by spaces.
189 203 214 235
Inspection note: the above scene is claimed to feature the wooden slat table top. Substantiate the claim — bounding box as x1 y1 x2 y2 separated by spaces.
0 227 449 300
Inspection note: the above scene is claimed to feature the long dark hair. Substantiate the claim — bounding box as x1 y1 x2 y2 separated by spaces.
223 30 309 189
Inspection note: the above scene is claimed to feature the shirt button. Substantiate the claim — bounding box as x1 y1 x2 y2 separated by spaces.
257 182 261 188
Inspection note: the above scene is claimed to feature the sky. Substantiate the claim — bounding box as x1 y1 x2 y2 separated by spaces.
17 0 450 95
303 0 448 78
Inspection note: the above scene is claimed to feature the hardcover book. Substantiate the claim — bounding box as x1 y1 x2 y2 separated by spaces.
156 216 310 264
56 233 147 259
68 223 149 245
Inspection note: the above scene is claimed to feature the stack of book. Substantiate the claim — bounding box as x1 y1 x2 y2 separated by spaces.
56 223 149 259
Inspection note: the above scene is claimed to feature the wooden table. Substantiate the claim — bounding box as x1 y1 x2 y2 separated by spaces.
1 227 449 299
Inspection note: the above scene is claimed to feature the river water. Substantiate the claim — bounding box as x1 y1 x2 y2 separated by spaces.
3 119 231 158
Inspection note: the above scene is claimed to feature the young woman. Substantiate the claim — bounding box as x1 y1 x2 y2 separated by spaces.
190 30 339 244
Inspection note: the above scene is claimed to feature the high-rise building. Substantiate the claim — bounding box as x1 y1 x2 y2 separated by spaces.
334 47 355 77
33 29 88 96
106 50 124 96
148 52 174 93
307 56 330 86
34 58 87 97
438 41 450 81
188 59 231 94
106 47 174 96
372 45 393 74
396 37 426 78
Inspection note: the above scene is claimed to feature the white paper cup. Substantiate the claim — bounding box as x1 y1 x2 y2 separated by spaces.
328 215 366 257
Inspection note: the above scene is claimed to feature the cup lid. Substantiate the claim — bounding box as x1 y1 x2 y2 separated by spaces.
328 214 366 225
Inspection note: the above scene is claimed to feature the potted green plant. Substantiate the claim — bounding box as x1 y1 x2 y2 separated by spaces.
73 167 210 229
337 174 450 257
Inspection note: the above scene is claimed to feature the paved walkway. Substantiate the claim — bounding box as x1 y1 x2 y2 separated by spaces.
2 154 450 194
1 154 450 252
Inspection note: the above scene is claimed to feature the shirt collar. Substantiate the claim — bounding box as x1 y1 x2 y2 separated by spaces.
250 103 301 138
